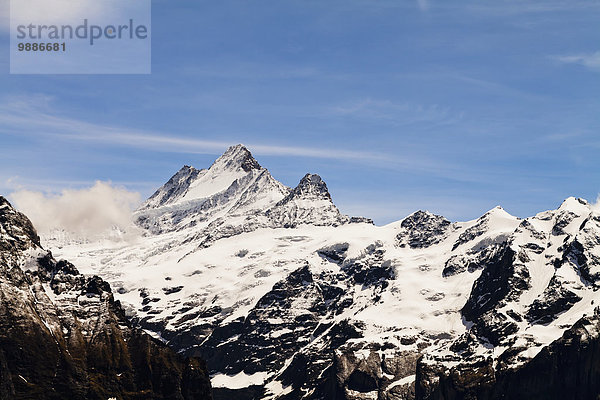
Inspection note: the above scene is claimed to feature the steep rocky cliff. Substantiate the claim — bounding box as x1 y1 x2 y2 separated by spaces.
0 196 212 400
416 308 600 400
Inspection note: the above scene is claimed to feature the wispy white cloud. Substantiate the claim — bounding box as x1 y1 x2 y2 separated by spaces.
0 94 464 177
0 94 385 161
330 98 463 127
554 51 600 72
56 131 392 163
9 181 141 238
2 94 512 186
446 73 549 101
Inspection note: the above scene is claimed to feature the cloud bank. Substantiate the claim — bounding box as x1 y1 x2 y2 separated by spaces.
10 181 141 238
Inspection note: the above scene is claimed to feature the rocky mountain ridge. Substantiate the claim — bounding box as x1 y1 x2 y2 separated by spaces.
0 196 213 399
40 145 600 400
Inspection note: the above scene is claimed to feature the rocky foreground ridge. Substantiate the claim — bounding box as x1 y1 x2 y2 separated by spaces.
0 196 212 399
40 145 600 400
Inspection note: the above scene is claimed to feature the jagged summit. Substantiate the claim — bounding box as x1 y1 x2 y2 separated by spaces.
397 210 452 248
278 173 332 204
139 145 264 211
268 173 348 228
134 145 357 236
0 196 41 254
210 144 261 173
400 210 450 229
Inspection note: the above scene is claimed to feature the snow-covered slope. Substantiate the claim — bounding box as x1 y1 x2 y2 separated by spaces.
132 145 356 253
42 145 600 400
418 197 600 399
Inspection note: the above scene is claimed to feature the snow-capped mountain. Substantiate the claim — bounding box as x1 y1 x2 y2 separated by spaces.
43 145 600 400
133 145 355 251
0 196 212 399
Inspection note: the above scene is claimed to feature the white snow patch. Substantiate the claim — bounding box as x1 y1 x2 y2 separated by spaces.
211 371 270 389
388 374 415 390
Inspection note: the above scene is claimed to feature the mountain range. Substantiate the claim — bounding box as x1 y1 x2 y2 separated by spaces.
5 144 600 400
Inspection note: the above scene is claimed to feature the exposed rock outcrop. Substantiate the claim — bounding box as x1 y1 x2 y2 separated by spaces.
0 196 212 400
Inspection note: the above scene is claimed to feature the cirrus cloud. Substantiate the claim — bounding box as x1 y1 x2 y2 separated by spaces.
554 51 600 72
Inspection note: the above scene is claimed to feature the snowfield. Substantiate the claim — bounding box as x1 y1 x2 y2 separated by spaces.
40 145 600 399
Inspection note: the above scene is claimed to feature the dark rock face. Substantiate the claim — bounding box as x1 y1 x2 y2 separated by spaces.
340 242 394 288
141 165 203 210
283 173 332 202
213 144 262 172
0 196 212 400
526 275 582 324
317 242 350 263
416 308 600 400
328 349 418 400
347 369 378 392
459 245 532 347
462 246 521 321
349 216 374 224
563 236 600 285
174 241 399 400
442 242 507 277
452 211 492 251
397 211 452 249
190 263 362 398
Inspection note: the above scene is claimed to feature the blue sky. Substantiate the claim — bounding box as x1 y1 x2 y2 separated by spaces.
0 0 599 224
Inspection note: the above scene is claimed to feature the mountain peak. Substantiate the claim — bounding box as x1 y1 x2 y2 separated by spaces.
0 195 41 258
211 144 261 172
559 196 589 210
139 146 264 211
482 205 515 220
0 195 10 209
401 210 450 230
267 173 348 227
290 173 332 201
556 197 591 219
